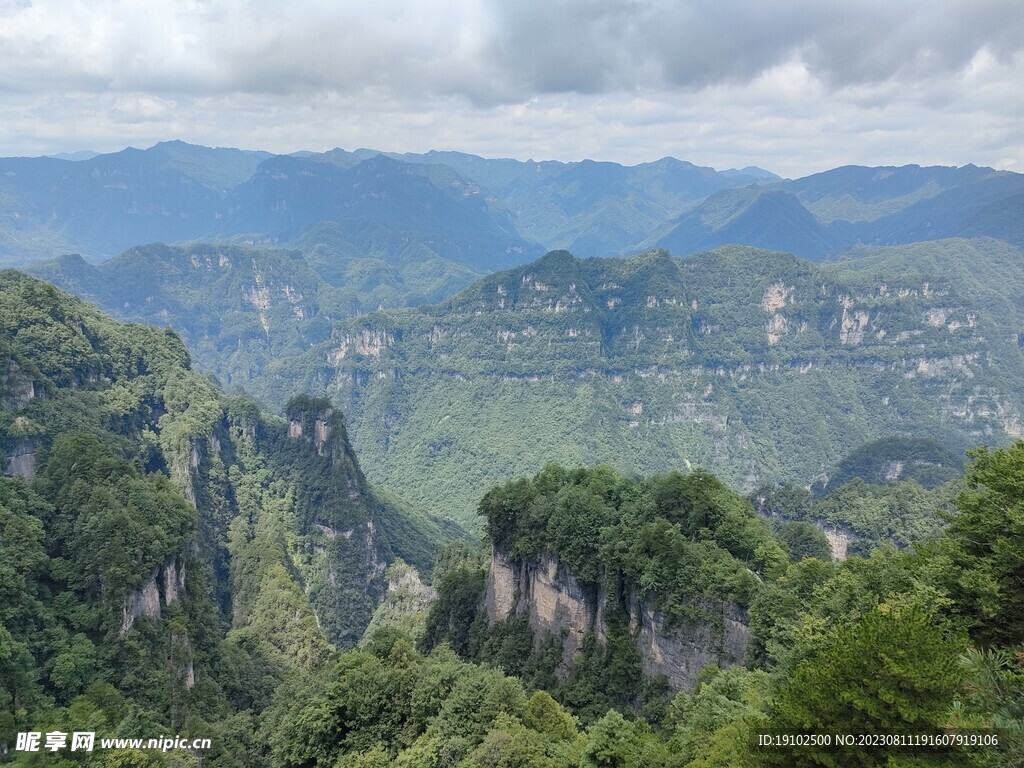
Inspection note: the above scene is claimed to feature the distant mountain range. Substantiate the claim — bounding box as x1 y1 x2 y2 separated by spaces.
651 164 1024 258
12 140 1024 527
0 141 537 271
6 141 1020 271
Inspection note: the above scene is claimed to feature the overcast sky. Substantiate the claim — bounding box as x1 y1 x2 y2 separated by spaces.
1 0 1022 177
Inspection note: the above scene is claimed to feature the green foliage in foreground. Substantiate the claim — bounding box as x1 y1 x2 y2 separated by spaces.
0 271 465 765
410 446 1024 767
481 463 786 613
269 631 682 768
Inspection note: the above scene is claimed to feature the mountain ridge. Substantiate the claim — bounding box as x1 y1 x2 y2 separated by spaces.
7 142 1017 267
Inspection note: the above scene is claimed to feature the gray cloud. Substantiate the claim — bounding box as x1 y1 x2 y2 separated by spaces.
2 1 1021 99
0 1 1021 175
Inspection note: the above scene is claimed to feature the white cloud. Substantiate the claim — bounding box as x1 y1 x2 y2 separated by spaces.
0 0 1021 176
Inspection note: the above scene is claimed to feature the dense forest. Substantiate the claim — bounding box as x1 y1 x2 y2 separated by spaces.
1 271 1023 766
36 239 1024 531
255 450 1024 767
0 272 462 765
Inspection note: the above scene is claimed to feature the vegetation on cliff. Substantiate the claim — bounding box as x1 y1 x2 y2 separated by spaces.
397 448 1024 767
309 239 1024 528
3 265 1024 767
0 272 462 764
31 238 1024 535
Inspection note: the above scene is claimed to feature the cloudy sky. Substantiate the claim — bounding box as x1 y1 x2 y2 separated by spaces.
1 0 1022 177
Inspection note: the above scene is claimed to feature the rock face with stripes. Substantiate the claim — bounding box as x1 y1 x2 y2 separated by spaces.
485 547 749 691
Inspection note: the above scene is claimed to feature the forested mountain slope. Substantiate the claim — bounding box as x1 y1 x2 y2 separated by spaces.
25 237 1024 531
315 455 1024 767
3 271 1022 767
367 151 778 256
308 239 1024 527
0 272 461 761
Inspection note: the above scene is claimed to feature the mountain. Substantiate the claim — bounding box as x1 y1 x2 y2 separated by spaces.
5 143 1022 267
0 269 462 660
221 153 539 272
849 171 1024 248
651 164 1024 260
0 142 790 267
27 237 1024 529
819 436 964 491
0 143 541 270
0 142 264 263
474 465 784 691
276 239 1024 527
28 241 487 401
783 163 996 224
655 187 840 259
3 267 1021 767
373 151 779 256
47 150 100 161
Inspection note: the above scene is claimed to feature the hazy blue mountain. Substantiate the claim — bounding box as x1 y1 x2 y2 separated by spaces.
653 164 1024 260
655 187 840 259
851 171 1024 248
0 144 541 270
782 163 995 223
0 142 270 262
3 142 1022 268
47 150 100 161
224 153 538 271
721 165 781 180
371 150 778 256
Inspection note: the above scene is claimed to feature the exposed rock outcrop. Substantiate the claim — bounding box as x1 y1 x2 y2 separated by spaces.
5 438 37 479
2 359 37 410
361 560 438 644
485 547 749 691
288 410 333 456
121 569 162 634
820 524 851 561
121 556 187 634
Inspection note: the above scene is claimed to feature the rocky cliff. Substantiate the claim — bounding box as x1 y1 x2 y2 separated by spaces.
314 241 1024 528
485 547 749 691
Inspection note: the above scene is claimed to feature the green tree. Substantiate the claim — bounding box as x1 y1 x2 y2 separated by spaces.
768 603 967 767
947 443 1024 646
946 647 1024 767
582 709 668 768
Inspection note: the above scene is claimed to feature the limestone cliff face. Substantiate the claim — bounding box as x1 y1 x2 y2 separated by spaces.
2 360 39 479
5 438 37 479
485 547 749 690
283 399 394 646
626 593 749 690
121 554 188 634
486 548 605 671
